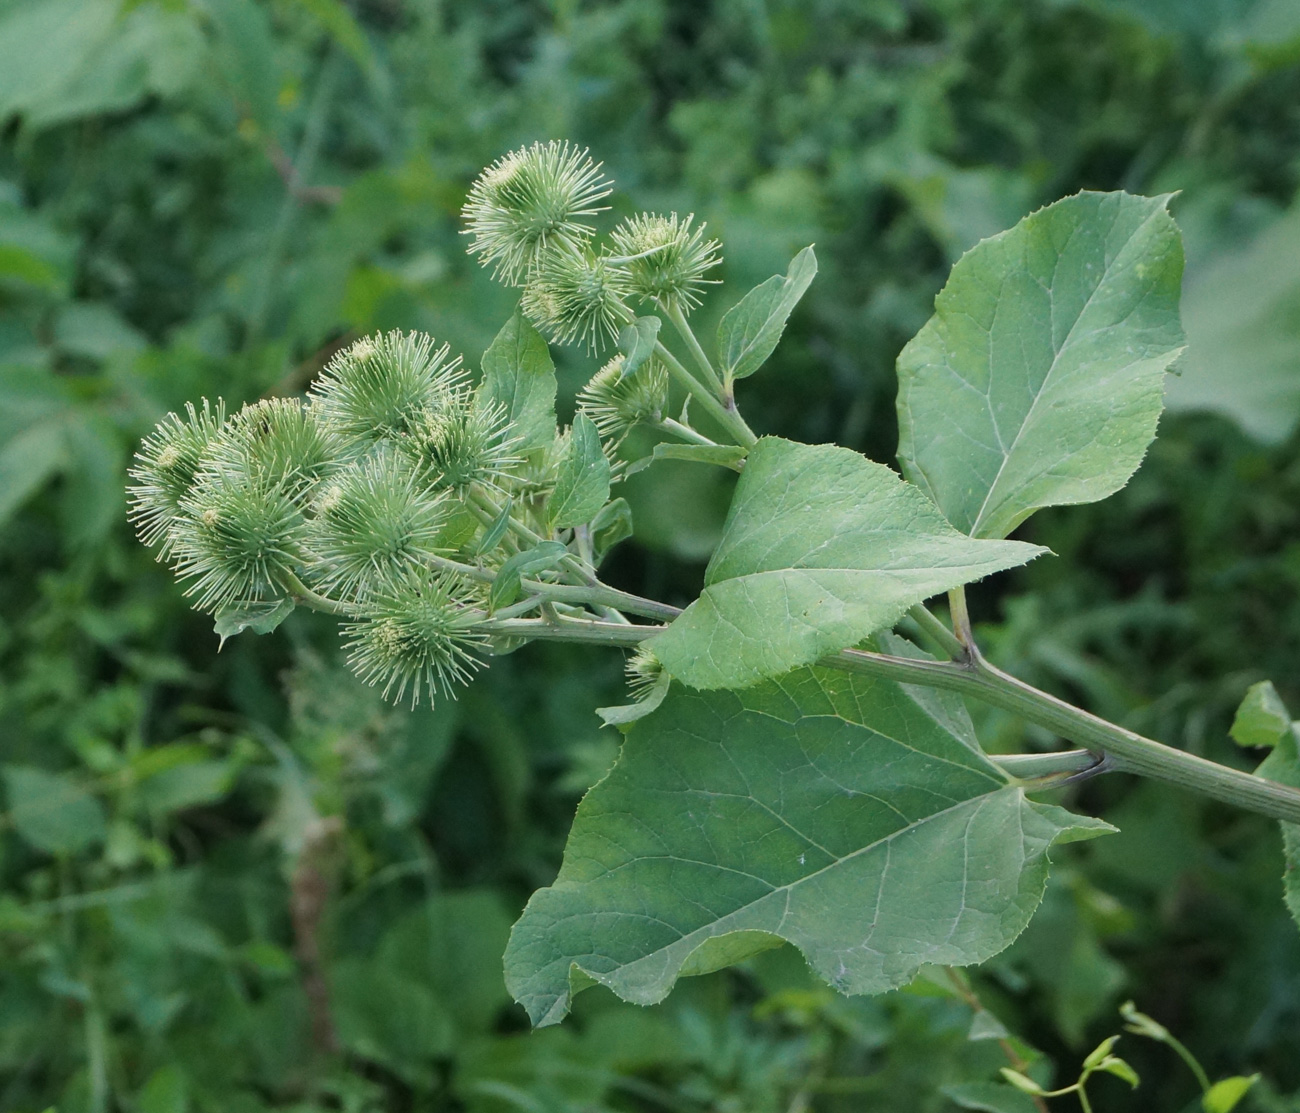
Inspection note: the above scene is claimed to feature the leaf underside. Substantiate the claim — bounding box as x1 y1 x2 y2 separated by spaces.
896 190 1185 540
650 437 1045 690
504 665 1112 1026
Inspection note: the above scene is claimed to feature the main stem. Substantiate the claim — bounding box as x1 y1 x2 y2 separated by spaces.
461 614 1300 826
653 341 757 447
828 647 1300 826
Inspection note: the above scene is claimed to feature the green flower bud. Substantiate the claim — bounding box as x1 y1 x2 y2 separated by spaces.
210 397 341 497
609 212 721 314
577 354 671 447
307 449 451 602
402 392 521 493
128 399 227 558
311 332 467 446
343 570 488 705
521 248 631 352
625 645 664 697
170 468 307 613
462 141 613 286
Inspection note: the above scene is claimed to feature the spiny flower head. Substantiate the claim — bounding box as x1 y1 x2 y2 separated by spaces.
307 449 452 601
625 645 664 698
609 212 721 314
343 570 489 706
462 141 613 285
521 248 631 352
209 397 340 497
170 469 307 613
128 399 226 557
577 354 670 447
402 392 521 492
311 332 467 447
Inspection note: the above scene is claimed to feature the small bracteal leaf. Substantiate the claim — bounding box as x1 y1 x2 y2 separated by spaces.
617 315 661 378
1230 680 1292 749
213 597 295 648
1203 1075 1260 1113
716 246 816 382
488 541 569 612
1256 723 1300 930
1097 1056 1140 1089
476 496 514 556
651 442 748 471
588 497 633 564
548 413 611 529
1083 1035 1120 1069
477 308 558 455
596 669 671 729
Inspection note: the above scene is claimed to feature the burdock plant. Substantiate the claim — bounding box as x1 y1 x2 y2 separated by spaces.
130 141 1300 1099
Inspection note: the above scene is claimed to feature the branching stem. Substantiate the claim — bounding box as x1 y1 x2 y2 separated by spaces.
279 570 352 616
653 341 758 447
431 603 1300 826
906 604 966 661
657 417 719 447
664 301 726 396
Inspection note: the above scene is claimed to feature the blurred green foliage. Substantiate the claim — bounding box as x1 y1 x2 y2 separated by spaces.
2 0 1300 1109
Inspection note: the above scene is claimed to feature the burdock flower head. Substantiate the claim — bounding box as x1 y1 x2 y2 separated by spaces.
343 569 489 706
128 399 226 557
609 212 722 314
462 140 613 285
311 331 468 447
520 247 631 353
577 354 671 449
307 448 451 601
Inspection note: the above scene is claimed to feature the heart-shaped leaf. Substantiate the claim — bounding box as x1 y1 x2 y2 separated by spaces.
505 664 1112 1026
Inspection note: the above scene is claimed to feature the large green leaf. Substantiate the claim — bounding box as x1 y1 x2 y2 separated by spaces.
477 308 558 455
896 191 1185 539
650 437 1044 690
505 665 1112 1026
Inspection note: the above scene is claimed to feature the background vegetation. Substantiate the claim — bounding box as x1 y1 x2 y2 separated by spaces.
3 0 1300 1109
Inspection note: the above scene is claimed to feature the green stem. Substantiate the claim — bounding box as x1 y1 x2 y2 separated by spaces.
654 341 758 448
479 617 656 646
657 417 719 447
907 604 966 661
464 607 1300 824
828 648 1300 826
279 570 352 616
1159 1032 1213 1094
993 750 1101 781
664 301 726 396
528 582 681 623
468 488 598 585
426 555 681 623
948 585 975 649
